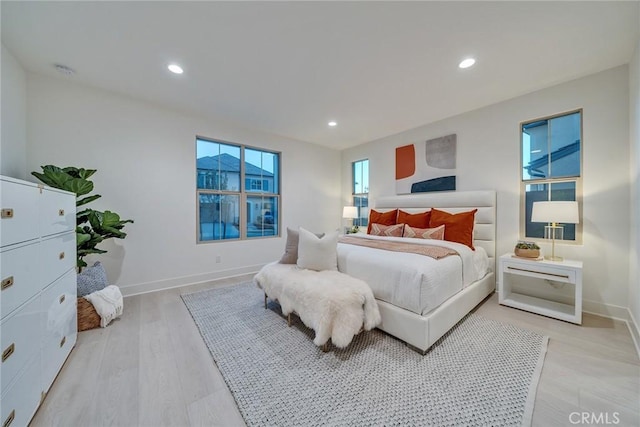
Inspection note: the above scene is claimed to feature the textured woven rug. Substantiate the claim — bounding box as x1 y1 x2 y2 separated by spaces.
182 282 548 427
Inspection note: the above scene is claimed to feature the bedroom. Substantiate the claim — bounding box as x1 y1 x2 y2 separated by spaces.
1 1 639 426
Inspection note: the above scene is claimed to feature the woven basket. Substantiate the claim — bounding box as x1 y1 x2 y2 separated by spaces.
77 297 101 331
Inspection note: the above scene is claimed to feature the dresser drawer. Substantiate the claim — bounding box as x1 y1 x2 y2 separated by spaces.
0 178 40 247
40 187 76 237
1 242 40 320
0 352 41 427
40 233 75 285
502 260 576 284
41 269 77 392
0 294 41 395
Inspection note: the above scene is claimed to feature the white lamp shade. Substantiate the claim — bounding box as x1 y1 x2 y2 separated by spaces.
531 201 579 224
342 206 358 219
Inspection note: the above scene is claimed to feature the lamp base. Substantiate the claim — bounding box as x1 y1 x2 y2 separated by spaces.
544 255 563 262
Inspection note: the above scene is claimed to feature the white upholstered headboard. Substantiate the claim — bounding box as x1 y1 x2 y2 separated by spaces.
374 190 497 268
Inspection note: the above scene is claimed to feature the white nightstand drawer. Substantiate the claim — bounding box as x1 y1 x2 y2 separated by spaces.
502 261 576 284
0 241 40 320
40 232 76 286
0 294 41 395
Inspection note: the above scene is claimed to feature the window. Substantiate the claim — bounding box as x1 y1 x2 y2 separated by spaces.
196 137 280 242
521 110 582 242
352 159 369 228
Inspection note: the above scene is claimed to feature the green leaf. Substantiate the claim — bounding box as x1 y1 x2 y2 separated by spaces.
65 178 94 196
78 168 97 180
78 248 108 255
76 233 91 246
76 194 101 207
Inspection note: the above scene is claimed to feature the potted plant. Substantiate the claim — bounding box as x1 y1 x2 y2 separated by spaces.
514 241 540 259
32 165 133 270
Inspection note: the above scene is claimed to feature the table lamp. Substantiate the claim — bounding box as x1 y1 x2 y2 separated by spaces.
342 206 358 233
531 201 579 261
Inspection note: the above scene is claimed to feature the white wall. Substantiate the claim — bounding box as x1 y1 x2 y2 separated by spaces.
342 66 631 317
26 73 341 295
1 44 27 180
630 39 640 344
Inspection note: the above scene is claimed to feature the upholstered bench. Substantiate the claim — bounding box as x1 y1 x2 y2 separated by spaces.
253 262 380 351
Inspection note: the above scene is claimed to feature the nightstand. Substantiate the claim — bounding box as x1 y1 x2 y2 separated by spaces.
498 253 583 324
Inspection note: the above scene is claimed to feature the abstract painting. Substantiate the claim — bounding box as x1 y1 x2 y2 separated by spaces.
395 134 457 194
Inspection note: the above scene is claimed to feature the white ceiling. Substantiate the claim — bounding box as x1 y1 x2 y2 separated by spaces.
2 1 638 150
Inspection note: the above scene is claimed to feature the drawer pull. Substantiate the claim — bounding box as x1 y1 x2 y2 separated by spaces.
60 336 66 348
1 276 14 290
2 343 15 362
2 409 15 427
507 266 569 279
59 252 65 260
59 209 65 216
59 294 66 304
0 208 13 219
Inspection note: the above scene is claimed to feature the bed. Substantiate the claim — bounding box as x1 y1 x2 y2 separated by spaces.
336 190 496 353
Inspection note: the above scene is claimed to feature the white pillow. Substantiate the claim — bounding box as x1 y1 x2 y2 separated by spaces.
297 227 338 271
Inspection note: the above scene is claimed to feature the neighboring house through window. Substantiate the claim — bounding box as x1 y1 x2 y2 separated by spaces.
352 159 369 228
521 110 582 242
196 137 280 242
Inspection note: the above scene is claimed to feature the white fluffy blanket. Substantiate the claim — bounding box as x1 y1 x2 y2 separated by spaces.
254 262 381 348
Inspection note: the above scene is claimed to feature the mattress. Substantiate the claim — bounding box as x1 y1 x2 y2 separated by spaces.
337 233 489 315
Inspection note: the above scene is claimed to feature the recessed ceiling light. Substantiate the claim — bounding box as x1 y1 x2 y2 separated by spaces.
168 64 184 74
328 121 337 127
53 64 76 75
458 58 476 69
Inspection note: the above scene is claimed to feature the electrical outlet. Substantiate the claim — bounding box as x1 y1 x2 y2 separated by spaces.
215 255 221 263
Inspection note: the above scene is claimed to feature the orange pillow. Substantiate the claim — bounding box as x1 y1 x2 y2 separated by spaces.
429 208 477 250
397 210 431 228
367 209 398 234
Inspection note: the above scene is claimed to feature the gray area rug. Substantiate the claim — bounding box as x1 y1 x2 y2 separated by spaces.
182 282 548 427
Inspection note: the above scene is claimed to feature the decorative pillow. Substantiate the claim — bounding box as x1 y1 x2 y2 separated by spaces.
279 227 325 264
367 209 398 233
403 224 445 240
77 261 109 297
297 228 339 271
397 210 431 228
369 223 405 237
429 208 478 249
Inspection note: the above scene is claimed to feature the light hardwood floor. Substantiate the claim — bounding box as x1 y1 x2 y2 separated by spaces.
32 276 639 427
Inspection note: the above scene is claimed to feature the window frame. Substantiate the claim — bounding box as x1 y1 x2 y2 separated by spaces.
519 109 583 244
196 136 281 243
352 158 369 228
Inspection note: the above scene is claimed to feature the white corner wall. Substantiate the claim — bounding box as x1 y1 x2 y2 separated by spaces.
26 73 341 295
630 39 640 347
342 66 631 318
1 44 27 180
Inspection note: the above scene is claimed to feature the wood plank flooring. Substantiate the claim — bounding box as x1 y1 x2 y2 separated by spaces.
31 276 639 427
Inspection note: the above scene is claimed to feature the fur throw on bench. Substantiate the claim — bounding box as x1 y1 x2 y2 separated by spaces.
254 262 381 348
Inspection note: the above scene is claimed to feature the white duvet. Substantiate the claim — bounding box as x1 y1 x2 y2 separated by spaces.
337 233 489 315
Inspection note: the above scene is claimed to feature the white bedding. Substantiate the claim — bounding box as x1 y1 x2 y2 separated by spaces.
337 233 489 315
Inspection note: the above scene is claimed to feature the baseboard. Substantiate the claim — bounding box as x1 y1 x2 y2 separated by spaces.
582 299 632 321
583 299 640 359
119 264 266 297
628 310 640 359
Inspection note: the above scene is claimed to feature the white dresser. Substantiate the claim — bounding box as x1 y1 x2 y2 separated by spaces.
0 175 77 427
